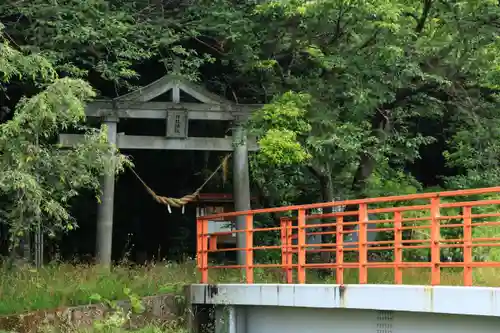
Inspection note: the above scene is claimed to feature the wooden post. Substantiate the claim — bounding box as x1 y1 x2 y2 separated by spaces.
96 116 118 266
232 125 251 267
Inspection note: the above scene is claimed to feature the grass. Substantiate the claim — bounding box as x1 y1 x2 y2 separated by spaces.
0 261 197 316
0 261 499 316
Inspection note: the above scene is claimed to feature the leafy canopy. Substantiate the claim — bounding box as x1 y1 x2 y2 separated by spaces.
0 26 128 241
191 0 500 202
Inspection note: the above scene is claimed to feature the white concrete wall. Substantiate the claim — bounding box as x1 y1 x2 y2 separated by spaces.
243 307 500 333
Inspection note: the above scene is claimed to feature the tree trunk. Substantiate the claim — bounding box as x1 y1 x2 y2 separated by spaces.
318 172 335 263
341 109 392 235
254 182 281 225
351 110 392 196
307 165 336 267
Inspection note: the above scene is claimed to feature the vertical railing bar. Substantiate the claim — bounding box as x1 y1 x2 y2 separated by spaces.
358 203 368 284
245 214 254 284
336 216 344 285
430 196 441 286
463 206 473 286
297 209 306 284
280 217 287 284
394 211 403 284
286 218 294 283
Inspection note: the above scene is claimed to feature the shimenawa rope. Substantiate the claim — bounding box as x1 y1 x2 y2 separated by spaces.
128 154 231 213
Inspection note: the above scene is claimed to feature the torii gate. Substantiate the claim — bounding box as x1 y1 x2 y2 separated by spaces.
59 74 261 265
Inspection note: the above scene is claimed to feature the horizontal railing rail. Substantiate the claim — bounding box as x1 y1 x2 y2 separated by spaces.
196 186 500 286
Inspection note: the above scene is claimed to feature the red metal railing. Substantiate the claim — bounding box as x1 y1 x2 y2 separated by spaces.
196 187 500 286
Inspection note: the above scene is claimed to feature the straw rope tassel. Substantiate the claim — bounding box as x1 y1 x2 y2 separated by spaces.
222 155 229 185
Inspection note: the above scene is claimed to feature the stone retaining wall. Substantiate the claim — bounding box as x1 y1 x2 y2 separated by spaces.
0 293 185 333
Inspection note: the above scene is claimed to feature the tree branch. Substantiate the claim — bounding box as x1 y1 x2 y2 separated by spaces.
357 29 380 52
307 164 326 181
416 0 433 34
350 83 439 197
192 36 226 55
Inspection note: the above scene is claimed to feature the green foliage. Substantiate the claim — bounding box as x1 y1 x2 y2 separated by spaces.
0 32 56 83
257 129 311 166
366 165 423 198
0 30 128 242
192 0 500 208
249 91 312 166
0 0 215 87
89 288 147 333
89 287 145 315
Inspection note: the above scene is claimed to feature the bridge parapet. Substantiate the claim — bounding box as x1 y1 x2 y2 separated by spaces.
188 284 500 333
190 284 500 317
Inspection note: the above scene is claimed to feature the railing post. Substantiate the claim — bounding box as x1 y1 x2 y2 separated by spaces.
201 219 209 284
430 197 441 286
245 214 254 284
463 206 473 286
394 211 403 284
358 203 368 284
336 216 344 285
297 209 306 284
196 218 202 270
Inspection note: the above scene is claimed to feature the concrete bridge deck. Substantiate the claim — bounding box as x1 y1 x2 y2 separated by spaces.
189 284 500 333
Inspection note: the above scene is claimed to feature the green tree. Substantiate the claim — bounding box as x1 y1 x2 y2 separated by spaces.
0 0 214 89
183 0 500 266
193 0 500 202
0 27 128 258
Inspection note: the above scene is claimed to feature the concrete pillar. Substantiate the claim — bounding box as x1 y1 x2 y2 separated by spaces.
215 306 226 333
96 117 118 265
235 307 246 333
214 305 243 333
232 125 251 266
228 306 237 333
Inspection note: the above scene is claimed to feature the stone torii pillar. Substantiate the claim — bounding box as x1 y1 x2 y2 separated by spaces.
232 124 251 266
96 115 118 266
